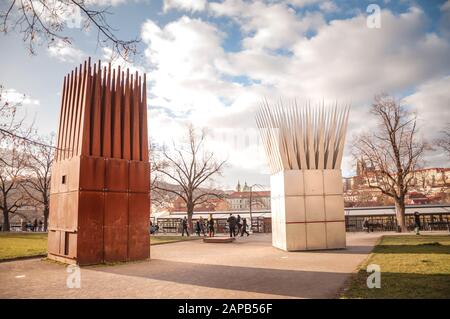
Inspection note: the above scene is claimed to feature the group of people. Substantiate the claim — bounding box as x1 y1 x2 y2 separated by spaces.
21 219 43 232
180 214 216 237
226 213 250 237
179 213 250 238
363 211 422 234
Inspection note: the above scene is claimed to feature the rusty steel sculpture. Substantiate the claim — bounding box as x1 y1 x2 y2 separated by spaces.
256 100 350 251
48 58 150 265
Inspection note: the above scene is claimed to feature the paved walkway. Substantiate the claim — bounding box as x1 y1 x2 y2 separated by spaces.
0 232 386 298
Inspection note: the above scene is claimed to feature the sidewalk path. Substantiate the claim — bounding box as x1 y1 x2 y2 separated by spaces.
0 232 386 298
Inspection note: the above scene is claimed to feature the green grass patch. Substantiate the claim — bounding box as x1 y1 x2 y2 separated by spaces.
342 235 450 299
0 232 200 261
0 232 48 260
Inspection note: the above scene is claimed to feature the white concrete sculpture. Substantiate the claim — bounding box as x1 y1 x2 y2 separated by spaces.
256 100 350 251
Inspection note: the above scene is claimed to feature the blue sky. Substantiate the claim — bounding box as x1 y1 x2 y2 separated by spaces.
1 0 449 189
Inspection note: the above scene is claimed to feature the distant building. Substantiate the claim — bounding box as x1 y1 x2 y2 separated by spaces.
226 190 271 211
170 195 229 212
343 159 449 206
168 181 271 213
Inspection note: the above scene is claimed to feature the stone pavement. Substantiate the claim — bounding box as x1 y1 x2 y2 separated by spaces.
0 232 385 299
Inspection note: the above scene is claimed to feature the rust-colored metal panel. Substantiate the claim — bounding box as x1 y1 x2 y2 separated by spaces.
104 193 128 261
55 77 67 161
104 226 128 262
129 161 150 193
67 67 79 159
49 58 150 265
79 156 105 191
77 191 104 265
80 58 92 156
102 65 112 158
131 72 141 161
49 194 63 229
105 192 128 227
68 232 78 258
67 156 81 192
72 64 84 158
112 67 122 159
128 192 149 260
49 162 60 194
128 225 150 261
59 191 78 230
122 69 131 160
62 71 74 160
47 230 60 256
59 230 66 255
128 193 150 226
140 74 149 162
105 158 128 191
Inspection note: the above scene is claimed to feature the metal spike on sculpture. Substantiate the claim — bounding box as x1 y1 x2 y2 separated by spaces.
256 100 350 251
48 58 150 265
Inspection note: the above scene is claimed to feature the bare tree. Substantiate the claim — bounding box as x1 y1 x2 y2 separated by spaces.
22 134 54 231
149 143 176 211
0 84 30 142
435 123 450 160
353 94 426 232
0 147 29 231
153 125 227 229
1 0 139 59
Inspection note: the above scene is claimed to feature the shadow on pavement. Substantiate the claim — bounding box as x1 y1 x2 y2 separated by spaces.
89 259 351 298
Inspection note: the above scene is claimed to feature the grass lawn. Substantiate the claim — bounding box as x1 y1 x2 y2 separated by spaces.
0 232 199 260
342 235 450 299
0 232 48 260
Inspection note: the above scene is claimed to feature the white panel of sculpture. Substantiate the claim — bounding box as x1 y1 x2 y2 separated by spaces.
256 101 350 251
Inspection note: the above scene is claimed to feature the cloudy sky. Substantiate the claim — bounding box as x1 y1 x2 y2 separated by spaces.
1 0 449 190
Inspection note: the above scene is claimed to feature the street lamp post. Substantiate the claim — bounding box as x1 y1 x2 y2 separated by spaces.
248 183 264 233
249 187 253 232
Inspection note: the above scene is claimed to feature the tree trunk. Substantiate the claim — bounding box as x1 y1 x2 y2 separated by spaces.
187 202 194 234
2 208 10 232
394 200 407 232
43 205 49 232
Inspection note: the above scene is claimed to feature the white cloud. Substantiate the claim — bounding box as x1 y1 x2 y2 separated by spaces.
404 75 450 152
101 47 146 76
163 0 207 12
405 76 450 129
285 0 324 8
221 7 450 105
141 5 450 184
319 0 339 13
210 0 325 51
1 88 40 106
141 16 241 118
47 40 86 63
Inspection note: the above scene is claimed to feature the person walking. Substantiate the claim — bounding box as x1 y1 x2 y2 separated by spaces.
236 214 242 235
181 217 190 237
227 213 237 237
195 220 201 236
414 211 421 235
241 218 250 237
199 216 206 236
208 214 215 237
33 219 38 232
363 218 370 233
